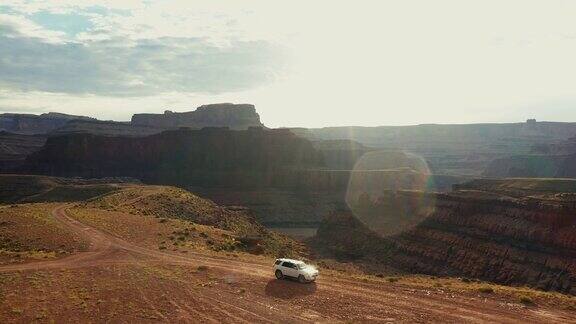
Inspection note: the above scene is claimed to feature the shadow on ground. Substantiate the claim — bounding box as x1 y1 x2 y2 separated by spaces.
265 279 317 299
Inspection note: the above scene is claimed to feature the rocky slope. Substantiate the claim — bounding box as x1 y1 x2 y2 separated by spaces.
131 103 263 130
310 179 576 294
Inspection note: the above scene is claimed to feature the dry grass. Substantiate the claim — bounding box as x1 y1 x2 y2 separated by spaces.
337 271 576 311
0 203 88 264
75 185 305 257
68 207 236 254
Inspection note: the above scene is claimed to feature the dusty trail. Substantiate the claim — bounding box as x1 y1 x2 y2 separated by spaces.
0 205 574 323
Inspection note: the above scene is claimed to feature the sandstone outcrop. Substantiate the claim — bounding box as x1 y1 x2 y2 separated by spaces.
131 103 263 130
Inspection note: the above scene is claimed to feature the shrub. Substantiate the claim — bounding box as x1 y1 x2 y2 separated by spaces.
478 286 494 294
519 295 534 305
197 265 209 272
386 277 399 283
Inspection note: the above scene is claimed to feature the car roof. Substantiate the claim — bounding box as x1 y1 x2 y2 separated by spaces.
276 258 305 264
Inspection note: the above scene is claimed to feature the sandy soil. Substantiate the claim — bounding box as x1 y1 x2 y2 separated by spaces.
0 204 575 323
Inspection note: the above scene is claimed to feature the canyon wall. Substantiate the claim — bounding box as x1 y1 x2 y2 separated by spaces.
21 127 324 187
484 136 576 178
310 185 576 294
0 132 47 171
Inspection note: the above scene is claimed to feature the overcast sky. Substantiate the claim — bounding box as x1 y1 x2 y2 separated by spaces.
2 0 576 127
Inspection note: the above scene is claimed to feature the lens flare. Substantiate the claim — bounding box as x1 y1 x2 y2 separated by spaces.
345 150 436 237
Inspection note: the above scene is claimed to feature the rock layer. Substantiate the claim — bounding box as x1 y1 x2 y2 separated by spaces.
311 184 576 294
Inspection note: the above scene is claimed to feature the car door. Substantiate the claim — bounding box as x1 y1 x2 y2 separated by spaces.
281 262 297 277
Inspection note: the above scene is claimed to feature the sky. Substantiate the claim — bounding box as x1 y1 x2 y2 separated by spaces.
2 0 576 128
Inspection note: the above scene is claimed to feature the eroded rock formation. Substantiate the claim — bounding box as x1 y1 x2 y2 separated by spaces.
310 181 576 294
131 103 263 130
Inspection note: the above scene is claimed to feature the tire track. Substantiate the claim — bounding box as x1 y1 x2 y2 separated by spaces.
0 204 574 323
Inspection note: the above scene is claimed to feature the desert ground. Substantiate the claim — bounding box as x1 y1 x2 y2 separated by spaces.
0 198 575 323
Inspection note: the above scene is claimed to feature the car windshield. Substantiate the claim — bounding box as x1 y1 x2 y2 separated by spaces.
297 263 309 270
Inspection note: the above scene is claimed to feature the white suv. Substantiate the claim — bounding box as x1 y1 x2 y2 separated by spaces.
274 258 319 283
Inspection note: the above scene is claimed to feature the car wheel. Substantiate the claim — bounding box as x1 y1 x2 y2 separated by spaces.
275 270 284 279
298 275 307 283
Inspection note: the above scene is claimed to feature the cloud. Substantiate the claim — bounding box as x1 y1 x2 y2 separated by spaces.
0 13 65 42
0 15 288 96
3 0 576 127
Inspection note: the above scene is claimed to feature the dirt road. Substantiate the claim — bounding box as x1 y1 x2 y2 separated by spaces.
0 205 574 323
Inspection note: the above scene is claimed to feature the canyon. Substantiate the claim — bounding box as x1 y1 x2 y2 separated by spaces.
310 178 576 294
3 104 576 298
1 175 572 322
293 120 576 176
0 103 265 171
484 136 576 178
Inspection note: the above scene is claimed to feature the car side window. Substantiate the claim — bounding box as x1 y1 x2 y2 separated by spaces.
282 262 293 268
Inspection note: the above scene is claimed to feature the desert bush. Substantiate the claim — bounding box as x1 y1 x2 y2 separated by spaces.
478 286 494 294
519 295 534 305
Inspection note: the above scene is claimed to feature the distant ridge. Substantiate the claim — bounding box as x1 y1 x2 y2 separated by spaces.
131 103 264 130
